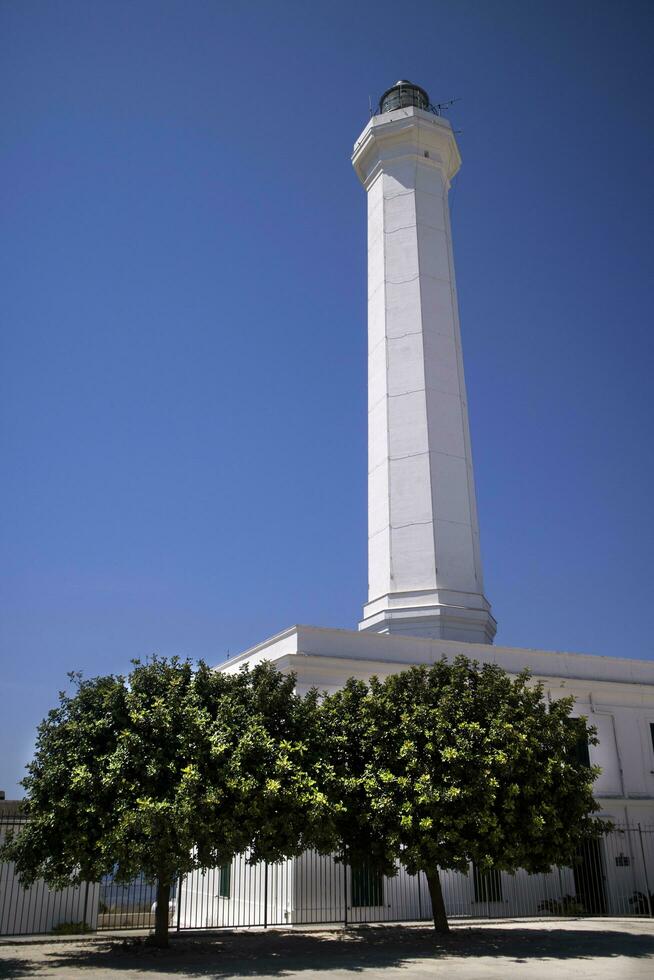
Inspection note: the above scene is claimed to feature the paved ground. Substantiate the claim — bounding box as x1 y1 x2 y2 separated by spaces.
1 919 654 979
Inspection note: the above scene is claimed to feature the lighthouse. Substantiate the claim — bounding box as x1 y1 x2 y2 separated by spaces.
352 81 496 644
216 85 654 899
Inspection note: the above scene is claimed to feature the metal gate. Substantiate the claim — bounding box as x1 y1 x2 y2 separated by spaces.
2 815 653 937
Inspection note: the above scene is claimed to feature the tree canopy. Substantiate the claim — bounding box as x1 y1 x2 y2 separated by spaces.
319 656 607 931
1 657 330 945
3 653 606 940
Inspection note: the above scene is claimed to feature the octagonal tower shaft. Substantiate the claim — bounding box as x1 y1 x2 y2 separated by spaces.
353 105 496 644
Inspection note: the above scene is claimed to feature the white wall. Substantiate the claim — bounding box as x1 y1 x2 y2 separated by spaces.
0 866 98 936
178 855 292 929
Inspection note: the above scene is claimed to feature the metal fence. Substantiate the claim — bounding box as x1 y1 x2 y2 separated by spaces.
1 814 653 937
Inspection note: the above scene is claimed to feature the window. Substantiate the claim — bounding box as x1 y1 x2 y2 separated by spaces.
473 864 503 903
351 864 384 907
567 717 590 768
573 733 591 768
218 863 231 899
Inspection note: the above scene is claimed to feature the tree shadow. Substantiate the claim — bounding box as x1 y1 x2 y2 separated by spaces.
0 957 39 979
2 924 654 978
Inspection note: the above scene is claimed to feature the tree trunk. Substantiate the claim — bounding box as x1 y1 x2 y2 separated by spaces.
153 879 171 948
426 870 449 933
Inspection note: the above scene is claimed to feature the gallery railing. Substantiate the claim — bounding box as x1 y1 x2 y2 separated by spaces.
1 814 653 937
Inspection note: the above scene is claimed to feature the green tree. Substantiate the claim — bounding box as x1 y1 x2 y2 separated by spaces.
320 656 608 933
1 657 329 947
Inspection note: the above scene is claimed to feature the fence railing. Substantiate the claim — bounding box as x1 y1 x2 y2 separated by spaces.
1 816 653 937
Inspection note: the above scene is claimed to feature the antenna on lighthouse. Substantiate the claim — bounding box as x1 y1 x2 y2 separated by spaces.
433 96 461 115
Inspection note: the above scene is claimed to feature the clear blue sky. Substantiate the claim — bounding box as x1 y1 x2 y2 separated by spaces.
1 1 653 795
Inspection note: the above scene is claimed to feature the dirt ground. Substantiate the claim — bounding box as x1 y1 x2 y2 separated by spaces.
1 918 654 979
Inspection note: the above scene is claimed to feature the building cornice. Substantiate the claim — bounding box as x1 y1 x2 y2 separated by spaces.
215 624 654 690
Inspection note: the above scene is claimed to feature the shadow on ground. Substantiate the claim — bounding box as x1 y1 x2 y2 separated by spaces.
0 959 36 980
1 924 654 978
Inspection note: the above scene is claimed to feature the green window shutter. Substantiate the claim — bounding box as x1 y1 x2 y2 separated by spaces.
218 863 231 899
473 864 503 903
574 733 591 768
351 864 384 907
566 717 590 768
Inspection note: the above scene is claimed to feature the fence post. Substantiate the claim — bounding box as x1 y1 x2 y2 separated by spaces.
637 824 653 918
264 863 268 929
176 874 183 933
343 848 348 928
82 881 90 930
417 872 422 921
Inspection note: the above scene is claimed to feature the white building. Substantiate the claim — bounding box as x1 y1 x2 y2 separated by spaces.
180 81 654 927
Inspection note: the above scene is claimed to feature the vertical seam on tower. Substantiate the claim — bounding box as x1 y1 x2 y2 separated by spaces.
417 135 440 593
382 177 393 597
443 177 483 592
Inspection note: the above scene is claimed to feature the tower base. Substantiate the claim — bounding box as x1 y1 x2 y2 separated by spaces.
359 589 497 645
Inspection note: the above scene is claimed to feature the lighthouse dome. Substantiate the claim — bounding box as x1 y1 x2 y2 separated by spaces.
378 80 430 115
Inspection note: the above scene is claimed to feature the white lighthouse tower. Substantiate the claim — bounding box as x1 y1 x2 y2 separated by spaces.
352 81 496 644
